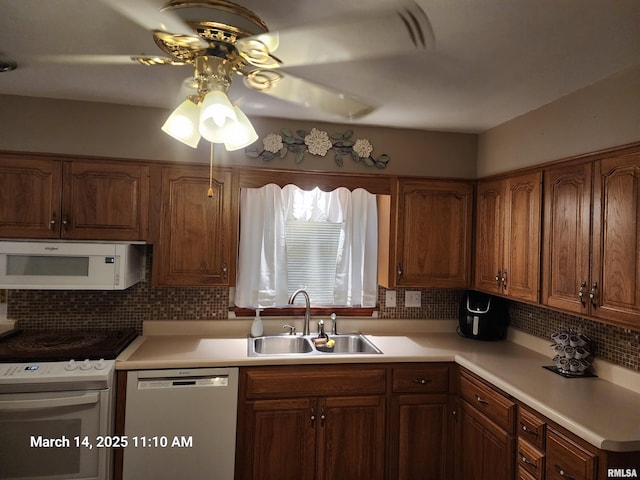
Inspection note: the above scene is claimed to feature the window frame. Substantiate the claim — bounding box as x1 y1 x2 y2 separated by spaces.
233 167 394 317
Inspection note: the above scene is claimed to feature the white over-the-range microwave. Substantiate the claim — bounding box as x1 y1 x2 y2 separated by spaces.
0 240 145 290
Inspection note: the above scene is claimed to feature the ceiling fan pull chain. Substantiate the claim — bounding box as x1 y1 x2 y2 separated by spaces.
208 142 214 198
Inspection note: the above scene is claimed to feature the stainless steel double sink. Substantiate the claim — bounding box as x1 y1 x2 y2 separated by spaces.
248 333 382 356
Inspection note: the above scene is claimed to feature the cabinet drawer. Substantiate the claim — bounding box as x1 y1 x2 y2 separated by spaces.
518 466 538 480
518 405 546 450
546 429 596 480
459 370 516 432
392 364 450 393
243 365 386 399
518 437 545 480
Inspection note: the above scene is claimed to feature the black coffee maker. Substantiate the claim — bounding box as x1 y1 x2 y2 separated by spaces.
458 291 508 340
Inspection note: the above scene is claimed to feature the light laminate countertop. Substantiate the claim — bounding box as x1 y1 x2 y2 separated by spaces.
116 329 640 453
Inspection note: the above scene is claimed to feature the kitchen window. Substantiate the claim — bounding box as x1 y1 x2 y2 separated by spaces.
234 184 378 309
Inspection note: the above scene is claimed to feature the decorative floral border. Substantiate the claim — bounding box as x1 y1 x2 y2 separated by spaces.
245 128 390 169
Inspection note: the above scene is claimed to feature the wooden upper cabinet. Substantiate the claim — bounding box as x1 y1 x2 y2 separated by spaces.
474 172 541 302
503 172 542 302
541 151 640 328
542 163 593 314
0 155 149 240
393 179 473 288
155 165 232 286
62 161 149 240
591 153 640 328
474 179 505 294
0 156 62 239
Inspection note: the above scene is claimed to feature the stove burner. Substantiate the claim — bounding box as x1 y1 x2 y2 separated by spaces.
6 332 108 352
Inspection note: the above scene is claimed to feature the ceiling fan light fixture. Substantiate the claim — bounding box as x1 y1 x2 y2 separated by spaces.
161 96 202 148
200 89 237 127
223 105 259 151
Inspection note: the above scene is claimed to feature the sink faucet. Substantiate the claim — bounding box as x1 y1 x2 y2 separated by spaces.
288 289 311 335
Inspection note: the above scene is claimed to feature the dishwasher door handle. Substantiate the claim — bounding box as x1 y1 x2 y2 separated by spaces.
138 376 229 390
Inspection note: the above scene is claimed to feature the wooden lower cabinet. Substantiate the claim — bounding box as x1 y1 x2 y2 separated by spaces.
459 403 516 480
388 364 453 480
457 368 516 480
546 429 596 480
236 365 386 480
234 364 640 480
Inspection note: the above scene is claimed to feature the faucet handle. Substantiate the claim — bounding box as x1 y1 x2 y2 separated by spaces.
317 320 328 339
330 313 337 335
283 324 296 335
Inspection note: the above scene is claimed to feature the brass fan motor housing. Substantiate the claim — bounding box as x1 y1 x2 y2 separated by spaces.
153 0 269 68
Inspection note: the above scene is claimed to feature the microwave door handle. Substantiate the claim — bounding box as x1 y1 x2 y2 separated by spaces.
0 392 99 411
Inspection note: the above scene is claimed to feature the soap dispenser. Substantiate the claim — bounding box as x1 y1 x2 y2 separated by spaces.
251 307 263 337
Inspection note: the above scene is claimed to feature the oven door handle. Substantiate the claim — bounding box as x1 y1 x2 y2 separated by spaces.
0 392 99 411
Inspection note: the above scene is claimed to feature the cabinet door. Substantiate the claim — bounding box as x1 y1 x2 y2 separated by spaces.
389 394 449 480
474 179 505 294
0 156 62 239
542 163 592 314
396 180 473 288
239 398 316 480
546 429 596 480
503 172 542 302
592 153 640 328
316 396 385 480
460 404 515 480
61 161 149 240
156 166 231 286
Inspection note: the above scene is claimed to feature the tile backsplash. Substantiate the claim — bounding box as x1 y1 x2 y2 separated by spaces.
508 301 640 371
5 250 639 372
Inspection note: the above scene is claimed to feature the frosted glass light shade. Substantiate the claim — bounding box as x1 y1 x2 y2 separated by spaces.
223 106 259 151
200 90 236 128
161 98 201 148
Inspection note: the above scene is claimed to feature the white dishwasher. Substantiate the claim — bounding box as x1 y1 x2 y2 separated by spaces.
122 367 238 480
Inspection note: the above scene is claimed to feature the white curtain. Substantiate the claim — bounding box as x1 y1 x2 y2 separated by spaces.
234 184 289 308
235 184 378 308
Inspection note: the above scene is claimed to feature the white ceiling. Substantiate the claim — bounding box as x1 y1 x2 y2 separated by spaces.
1 0 639 133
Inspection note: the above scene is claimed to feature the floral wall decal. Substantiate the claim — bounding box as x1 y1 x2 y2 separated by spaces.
245 128 390 169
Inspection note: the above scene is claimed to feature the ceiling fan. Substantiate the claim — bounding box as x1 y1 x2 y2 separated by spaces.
40 0 436 149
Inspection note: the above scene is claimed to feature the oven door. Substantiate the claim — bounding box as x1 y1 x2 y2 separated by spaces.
0 389 113 480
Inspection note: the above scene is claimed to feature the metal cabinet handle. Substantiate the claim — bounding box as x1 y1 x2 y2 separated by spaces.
521 424 538 437
310 407 316 426
555 464 576 479
222 261 228 280
501 270 507 288
475 395 489 406
578 281 587 305
320 408 326 427
413 378 432 385
495 270 502 285
589 282 598 307
397 264 403 279
519 452 537 468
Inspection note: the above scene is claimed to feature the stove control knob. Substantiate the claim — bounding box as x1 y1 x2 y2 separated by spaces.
95 359 107 370
65 359 79 371
80 359 93 371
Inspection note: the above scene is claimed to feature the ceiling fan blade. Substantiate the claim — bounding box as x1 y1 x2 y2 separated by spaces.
243 70 375 120
236 1 434 69
29 54 185 66
100 0 207 47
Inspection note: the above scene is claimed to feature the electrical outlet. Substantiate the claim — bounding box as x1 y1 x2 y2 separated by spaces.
405 290 422 308
385 290 396 308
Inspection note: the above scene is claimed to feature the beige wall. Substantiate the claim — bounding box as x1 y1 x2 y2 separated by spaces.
0 94 477 179
477 64 640 177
